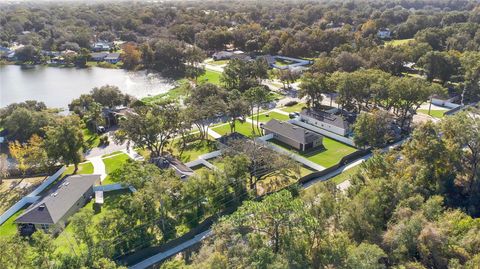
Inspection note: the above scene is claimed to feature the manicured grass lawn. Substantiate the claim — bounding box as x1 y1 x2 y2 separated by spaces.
281 103 307 113
417 109 446 119
212 121 262 138
268 91 285 101
63 162 94 176
83 128 100 149
270 137 357 168
385 38 414 47
209 60 229 66
198 69 222 85
102 153 131 185
250 111 290 123
167 139 218 163
0 208 25 237
54 189 132 254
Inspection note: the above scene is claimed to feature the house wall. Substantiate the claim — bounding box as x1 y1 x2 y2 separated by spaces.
264 129 302 151
300 114 347 136
291 120 356 147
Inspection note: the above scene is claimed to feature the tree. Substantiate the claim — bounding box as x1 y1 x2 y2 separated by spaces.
44 116 84 173
299 72 330 109
90 85 132 108
15 44 39 62
115 102 182 158
353 110 393 149
222 59 268 92
184 46 206 82
30 231 55 269
335 51 365 72
418 51 460 83
184 83 228 140
225 90 250 133
3 107 52 142
244 86 270 134
122 44 142 70
9 134 49 175
346 243 386 269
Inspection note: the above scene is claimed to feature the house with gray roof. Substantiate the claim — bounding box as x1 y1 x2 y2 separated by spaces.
104 53 121 64
299 109 356 136
15 174 100 235
262 119 323 152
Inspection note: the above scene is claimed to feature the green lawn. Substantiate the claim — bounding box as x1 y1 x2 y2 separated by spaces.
417 109 446 119
270 137 357 168
141 79 189 103
281 103 307 113
102 153 131 185
0 208 25 237
63 162 94 176
198 69 222 85
83 128 100 149
209 60 229 66
167 139 218 163
212 121 262 138
54 190 132 254
385 38 414 47
250 111 290 123
330 165 361 185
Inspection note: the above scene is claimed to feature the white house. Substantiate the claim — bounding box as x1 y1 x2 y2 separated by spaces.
377 28 391 39
299 109 355 137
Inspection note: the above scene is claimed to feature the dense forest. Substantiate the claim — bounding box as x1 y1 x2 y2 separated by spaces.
2 0 480 268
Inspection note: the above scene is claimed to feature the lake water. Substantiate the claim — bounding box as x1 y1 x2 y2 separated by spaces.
0 65 176 109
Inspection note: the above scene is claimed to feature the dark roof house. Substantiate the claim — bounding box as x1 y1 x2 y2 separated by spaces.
104 53 121 64
151 155 194 180
262 119 323 152
15 174 100 234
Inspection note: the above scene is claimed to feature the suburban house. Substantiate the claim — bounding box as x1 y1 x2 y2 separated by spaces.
377 28 392 39
262 119 323 152
104 53 121 64
92 42 111 52
299 109 356 136
102 107 133 128
212 51 234 60
90 52 109 61
15 174 100 235
151 155 194 180
431 93 461 108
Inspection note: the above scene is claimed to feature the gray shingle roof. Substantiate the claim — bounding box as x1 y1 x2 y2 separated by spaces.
105 53 120 60
15 174 100 225
262 119 322 144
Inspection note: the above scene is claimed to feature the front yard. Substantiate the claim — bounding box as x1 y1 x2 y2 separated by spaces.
281 102 307 113
102 152 131 185
250 111 290 123
269 136 357 168
417 109 446 119
212 121 262 138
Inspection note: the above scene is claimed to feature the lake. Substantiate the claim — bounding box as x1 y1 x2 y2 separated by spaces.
0 65 176 109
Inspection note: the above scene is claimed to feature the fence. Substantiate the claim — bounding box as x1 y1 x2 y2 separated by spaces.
0 166 66 225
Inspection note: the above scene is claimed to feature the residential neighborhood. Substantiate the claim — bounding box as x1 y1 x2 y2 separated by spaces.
1 1 480 269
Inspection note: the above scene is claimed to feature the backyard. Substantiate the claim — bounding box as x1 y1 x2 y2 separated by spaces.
54 189 132 254
63 161 94 176
269 136 357 168
250 111 290 123
212 121 262 138
417 109 446 119
0 207 26 237
198 69 222 85
280 102 307 113
166 139 218 163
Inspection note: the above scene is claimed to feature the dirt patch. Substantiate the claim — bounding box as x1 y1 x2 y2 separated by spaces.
0 176 46 214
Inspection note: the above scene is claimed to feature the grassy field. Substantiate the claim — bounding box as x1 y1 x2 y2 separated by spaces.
212 121 262 138
0 208 26 237
83 128 100 149
417 109 446 118
167 139 218 163
385 38 414 47
302 165 361 197
281 103 307 113
270 137 357 168
63 162 94 176
198 69 222 85
102 153 131 184
54 189 132 254
141 79 189 103
250 111 290 123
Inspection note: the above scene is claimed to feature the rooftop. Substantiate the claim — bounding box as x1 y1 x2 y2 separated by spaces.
300 109 355 129
262 119 322 144
15 174 100 225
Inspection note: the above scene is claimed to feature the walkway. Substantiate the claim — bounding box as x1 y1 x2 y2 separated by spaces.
89 156 107 181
